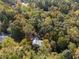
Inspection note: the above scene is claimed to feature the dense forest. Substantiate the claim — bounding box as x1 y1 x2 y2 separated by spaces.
0 0 79 59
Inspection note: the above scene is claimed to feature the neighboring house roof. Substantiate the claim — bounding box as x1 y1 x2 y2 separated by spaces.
0 35 5 42
0 32 8 42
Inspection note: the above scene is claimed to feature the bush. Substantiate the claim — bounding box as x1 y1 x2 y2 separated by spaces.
68 42 77 53
62 50 73 59
57 36 70 52
1 36 18 47
0 46 23 59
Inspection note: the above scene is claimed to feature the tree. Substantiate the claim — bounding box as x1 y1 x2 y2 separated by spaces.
67 26 79 45
62 50 73 59
33 0 54 11
2 0 16 4
0 9 15 33
75 47 79 59
0 21 2 32
8 14 26 41
68 42 77 53
59 2 71 14
23 23 34 38
57 36 70 52
39 16 53 37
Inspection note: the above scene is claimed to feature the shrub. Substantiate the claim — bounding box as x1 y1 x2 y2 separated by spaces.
62 50 73 59
68 42 77 53
1 36 18 47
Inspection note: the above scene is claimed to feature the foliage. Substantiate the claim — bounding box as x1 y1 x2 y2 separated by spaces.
0 0 79 59
68 42 77 53
1 36 18 47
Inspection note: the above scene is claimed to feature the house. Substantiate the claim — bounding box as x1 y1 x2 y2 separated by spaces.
31 35 43 47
